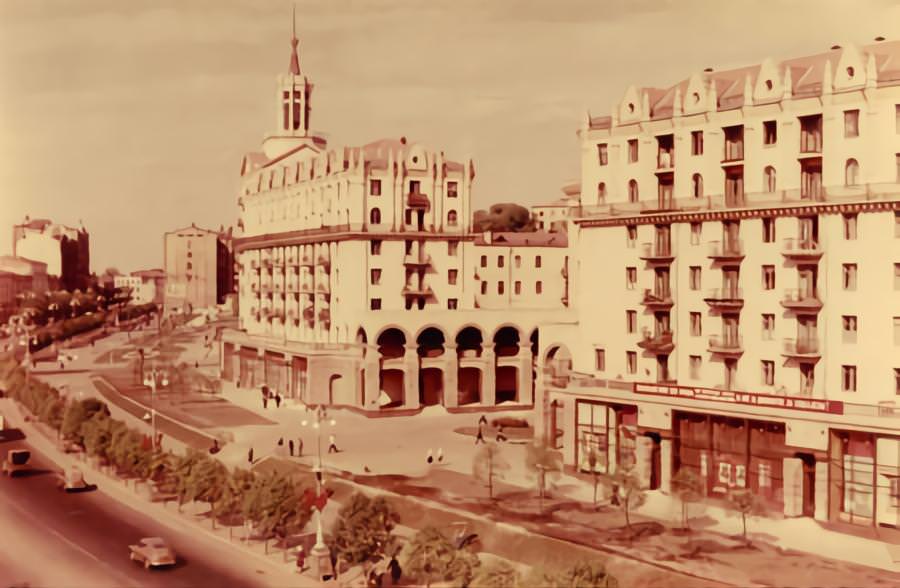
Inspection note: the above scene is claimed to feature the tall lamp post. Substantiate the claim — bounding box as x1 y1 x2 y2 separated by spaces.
143 363 168 449
301 405 336 581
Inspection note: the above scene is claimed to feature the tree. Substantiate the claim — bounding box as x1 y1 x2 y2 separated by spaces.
473 442 509 500
602 466 647 533
241 471 312 543
671 468 705 530
330 492 401 565
404 526 480 588
471 560 521 588
184 454 229 527
585 448 603 507
727 488 768 545
524 442 563 513
218 467 255 522
472 203 536 233
62 398 108 445
80 411 116 460
525 561 618 588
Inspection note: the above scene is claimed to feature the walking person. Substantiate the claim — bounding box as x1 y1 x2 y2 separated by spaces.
289 439 295 457
437 448 444 463
475 420 486 445
275 393 282 409
295 545 306 573
479 414 488 426
328 434 339 454
495 425 508 443
262 386 269 410
426 449 434 464
248 447 254 465
297 437 304 457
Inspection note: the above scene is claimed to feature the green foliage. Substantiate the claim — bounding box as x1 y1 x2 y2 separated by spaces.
671 468 705 529
118 303 158 322
601 466 647 530
524 561 618 588
184 454 229 509
471 560 521 588
727 488 769 544
472 203 536 233
61 398 108 444
218 467 255 520
241 472 312 540
524 442 563 503
404 526 480 588
80 411 116 460
330 492 401 565
473 442 509 500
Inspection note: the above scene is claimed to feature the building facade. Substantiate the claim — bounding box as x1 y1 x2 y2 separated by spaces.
12 218 90 292
221 27 571 413
163 224 234 313
115 269 165 306
536 40 900 534
0 256 49 323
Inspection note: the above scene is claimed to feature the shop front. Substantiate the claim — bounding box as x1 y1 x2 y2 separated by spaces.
575 400 638 476
829 430 900 529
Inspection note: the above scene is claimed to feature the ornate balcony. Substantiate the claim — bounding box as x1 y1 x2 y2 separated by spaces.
782 337 821 359
637 329 675 353
302 307 315 321
704 288 744 310
707 240 745 262
639 242 674 263
782 238 823 260
708 334 743 355
407 192 430 209
781 288 823 311
641 288 674 309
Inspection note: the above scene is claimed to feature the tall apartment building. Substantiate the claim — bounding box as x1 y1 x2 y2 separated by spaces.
221 25 571 412
12 217 90 292
163 224 234 313
537 40 900 534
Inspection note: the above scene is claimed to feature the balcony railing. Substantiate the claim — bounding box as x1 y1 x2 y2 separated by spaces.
641 288 674 308
782 238 823 259
781 288 823 310
800 131 822 154
708 334 743 354
407 192 430 208
723 142 744 163
637 329 675 353
657 150 674 170
704 288 744 309
639 242 674 262
782 337 821 358
402 284 434 297
708 239 744 261
403 254 432 267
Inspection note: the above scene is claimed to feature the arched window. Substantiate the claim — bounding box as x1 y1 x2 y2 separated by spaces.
447 210 458 226
692 174 703 198
845 159 860 186
764 166 777 193
628 179 639 203
370 208 381 225
597 182 607 202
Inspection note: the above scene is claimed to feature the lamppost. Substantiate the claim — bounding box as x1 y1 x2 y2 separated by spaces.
301 405 336 581
143 363 168 449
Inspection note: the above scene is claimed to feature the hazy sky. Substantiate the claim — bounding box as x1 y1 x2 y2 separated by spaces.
1 0 898 273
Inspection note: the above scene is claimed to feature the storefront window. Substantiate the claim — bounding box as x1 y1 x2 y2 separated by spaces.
577 402 611 474
842 433 875 521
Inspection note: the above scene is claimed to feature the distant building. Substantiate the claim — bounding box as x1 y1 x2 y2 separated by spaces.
532 183 579 231
164 224 234 313
115 268 165 305
0 256 49 322
12 217 90 291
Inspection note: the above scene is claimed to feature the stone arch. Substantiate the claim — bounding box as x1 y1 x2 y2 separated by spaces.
417 326 446 357
455 326 484 406
417 326 446 407
377 327 408 408
543 343 573 382
376 327 407 359
492 325 521 357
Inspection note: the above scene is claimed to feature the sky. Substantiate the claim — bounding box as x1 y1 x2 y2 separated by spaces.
1 0 899 274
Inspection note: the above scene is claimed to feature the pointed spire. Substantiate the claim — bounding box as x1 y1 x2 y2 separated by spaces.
289 4 301 75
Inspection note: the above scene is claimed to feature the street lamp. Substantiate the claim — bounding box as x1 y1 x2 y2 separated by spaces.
300 405 336 581
142 363 168 449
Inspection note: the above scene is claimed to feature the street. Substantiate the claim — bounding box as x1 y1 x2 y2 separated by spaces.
0 435 292 588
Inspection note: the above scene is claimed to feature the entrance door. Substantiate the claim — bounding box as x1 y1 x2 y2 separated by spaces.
798 453 817 517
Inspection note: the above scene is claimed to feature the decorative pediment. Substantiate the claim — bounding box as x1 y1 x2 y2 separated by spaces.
682 73 708 116
834 43 867 90
753 58 783 102
406 144 428 171
619 85 643 123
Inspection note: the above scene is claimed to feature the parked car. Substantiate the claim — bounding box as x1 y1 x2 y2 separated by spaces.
129 537 176 569
2 449 31 477
57 465 91 492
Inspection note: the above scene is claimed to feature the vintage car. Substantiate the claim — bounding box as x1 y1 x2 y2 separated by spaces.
57 465 90 492
129 537 177 569
2 449 31 477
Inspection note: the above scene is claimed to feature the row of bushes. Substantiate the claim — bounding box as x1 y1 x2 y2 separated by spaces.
117 303 157 322
31 312 108 350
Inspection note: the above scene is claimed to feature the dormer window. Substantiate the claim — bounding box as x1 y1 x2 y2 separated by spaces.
765 79 773 91
692 92 700 104
627 102 635 113
447 181 458 198
847 66 855 78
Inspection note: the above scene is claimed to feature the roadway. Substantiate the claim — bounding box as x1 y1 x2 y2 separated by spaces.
0 434 293 588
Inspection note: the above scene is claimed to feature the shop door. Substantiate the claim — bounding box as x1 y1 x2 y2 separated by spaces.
798 453 816 517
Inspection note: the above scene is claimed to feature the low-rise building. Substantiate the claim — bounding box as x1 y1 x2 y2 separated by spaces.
11 217 90 291
0 256 49 323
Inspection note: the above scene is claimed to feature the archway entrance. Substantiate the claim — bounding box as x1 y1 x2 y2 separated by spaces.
419 368 443 406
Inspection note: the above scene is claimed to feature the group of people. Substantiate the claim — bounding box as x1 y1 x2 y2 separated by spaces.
261 385 282 409
474 414 508 444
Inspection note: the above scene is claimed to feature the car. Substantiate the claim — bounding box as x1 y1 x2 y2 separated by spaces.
129 537 176 569
2 449 31 477
57 465 91 492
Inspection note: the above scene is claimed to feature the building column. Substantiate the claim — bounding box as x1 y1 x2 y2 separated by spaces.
218 341 226 378
443 343 459 408
535 367 549 444
783 457 804 517
516 348 534 405
364 347 380 410
635 436 654 489
403 344 420 409
814 460 829 521
481 343 496 407
660 438 673 494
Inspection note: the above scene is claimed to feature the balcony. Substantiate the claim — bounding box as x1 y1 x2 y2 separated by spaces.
722 144 744 165
782 238 823 260
704 288 744 310
641 288 674 309
637 329 675 353
302 307 315 321
639 242 674 263
407 192 430 209
781 288 823 311
656 150 674 172
272 259 285 269
782 337 820 359
403 254 432 267
708 334 743 355
707 240 745 262
318 309 331 324
402 284 434 297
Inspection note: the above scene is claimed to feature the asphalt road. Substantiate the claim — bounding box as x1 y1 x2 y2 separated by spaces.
0 435 288 588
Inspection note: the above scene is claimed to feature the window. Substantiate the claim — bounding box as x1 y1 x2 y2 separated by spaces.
514 281 522 295
625 267 637 289
497 281 504 295
370 240 382 255
844 110 860 138
448 298 458 310
370 269 382 285
843 264 857 290
626 225 637 247
845 159 860 186
448 269 458 285
448 241 459 256
480 281 488 295
842 365 857 392
690 356 702 379
187 251 192 258
597 143 608 166
842 315 858 343
628 180 639 203
896 263 900 290
498 255 505 268
369 179 382 196
370 208 381 224
762 265 775 290
595 349 606 371
763 120 777 145
186 262 192 270
689 267 702 290
514 255 522 268
690 312 702 336
764 166 776 193
535 255 542 268
405 240 413 255
409 180 421 193
447 210 458 226
762 218 776 243
597 182 607 202
896 211 900 238
692 174 703 198
691 222 702 245
691 130 703 155
447 181 458 198
843 214 858 240
897 154 900 183
370 298 381 310
762 360 775 386
626 351 637 374
762 314 775 340
626 310 637 333
535 281 543 294
628 139 639 163
480 255 487 268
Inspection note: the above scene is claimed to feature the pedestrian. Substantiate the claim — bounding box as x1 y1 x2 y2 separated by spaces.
262 394 268 410
328 434 339 454
437 448 444 463
295 546 306 573
475 421 486 445
194 360 199 369
278 437 284 447
156 433 163 448
248 447 254 465
289 439 295 456
59 360 65 370
478 414 488 426
610 483 621 506
426 449 433 464
388 553 402 585
275 393 282 409
210 439 220 454
496 425 508 443
297 437 304 457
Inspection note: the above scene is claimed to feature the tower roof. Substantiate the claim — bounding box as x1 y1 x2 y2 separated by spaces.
288 5 301 75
